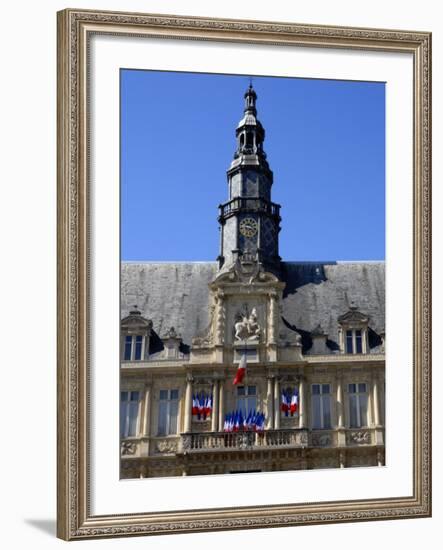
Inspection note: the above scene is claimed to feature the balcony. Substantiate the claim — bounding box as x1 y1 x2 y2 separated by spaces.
179 429 308 453
120 427 384 459
218 197 281 220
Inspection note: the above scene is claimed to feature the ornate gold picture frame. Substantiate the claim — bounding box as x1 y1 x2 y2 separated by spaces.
57 8 431 540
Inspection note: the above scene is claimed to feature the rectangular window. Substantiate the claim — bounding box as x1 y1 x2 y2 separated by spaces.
355 330 363 353
311 383 332 429
344 329 365 354
345 330 353 353
122 334 144 361
157 389 179 436
134 335 143 360
120 390 140 437
236 385 257 414
348 383 368 427
124 335 132 360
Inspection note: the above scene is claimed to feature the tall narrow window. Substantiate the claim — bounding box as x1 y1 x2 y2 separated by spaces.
134 335 143 360
236 385 257 414
355 330 363 353
348 383 368 427
124 335 132 360
157 389 179 436
346 330 353 353
120 391 140 438
311 384 332 429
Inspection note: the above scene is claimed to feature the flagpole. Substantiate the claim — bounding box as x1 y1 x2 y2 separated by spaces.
243 338 247 386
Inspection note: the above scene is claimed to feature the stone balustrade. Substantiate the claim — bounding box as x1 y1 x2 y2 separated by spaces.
179 429 309 453
121 427 384 458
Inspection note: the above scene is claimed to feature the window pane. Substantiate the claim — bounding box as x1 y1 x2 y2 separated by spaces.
128 401 138 436
248 386 256 396
349 394 358 427
359 394 368 426
121 391 128 402
120 401 127 438
358 383 367 393
322 384 330 394
322 395 331 428
237 397 245 412
130 391 139 401
158 401 167 435
247 396 257 413
312 394 322 428
349 383 356 393
168 400 178 434
355 331 362 353
159 390 168 400
346 331 353 353
312 384 320 395
170 389 179 400
237 386 245 396
134 336 143 360
124 336 132 360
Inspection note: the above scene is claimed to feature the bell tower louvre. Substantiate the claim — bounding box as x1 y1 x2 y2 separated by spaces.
217 85 282 276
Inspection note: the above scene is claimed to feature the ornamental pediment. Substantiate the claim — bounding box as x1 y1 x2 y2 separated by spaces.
213 257 281 286
337 307 369 325
121 307 153 330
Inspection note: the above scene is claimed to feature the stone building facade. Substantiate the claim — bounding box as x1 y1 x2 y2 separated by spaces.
120 85 385 479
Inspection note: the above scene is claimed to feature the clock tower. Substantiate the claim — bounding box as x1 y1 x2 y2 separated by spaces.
217 85 282 275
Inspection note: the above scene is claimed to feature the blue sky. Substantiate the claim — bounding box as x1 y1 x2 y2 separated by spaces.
121 70 385 262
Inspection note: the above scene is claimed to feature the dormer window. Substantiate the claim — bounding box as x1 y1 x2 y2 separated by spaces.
338 304 369 355
345 329 363 354
123 335 145 360
121 306 152 362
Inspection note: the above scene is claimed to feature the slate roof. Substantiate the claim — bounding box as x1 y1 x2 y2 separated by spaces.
121 261 385 353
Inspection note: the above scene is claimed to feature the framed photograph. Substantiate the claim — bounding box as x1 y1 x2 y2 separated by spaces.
57 8 431 540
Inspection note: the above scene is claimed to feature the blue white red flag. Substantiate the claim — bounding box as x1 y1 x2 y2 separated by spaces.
280 390 289 416
290 389 299 415
192 394 198 416
233 354 247 385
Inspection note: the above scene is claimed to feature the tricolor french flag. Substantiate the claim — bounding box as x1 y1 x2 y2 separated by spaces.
205 394 213 418
290 389 299 416
192 394 198 416
280 391 289 416
233 354 247 385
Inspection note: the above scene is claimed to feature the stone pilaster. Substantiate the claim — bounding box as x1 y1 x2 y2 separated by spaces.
266 375 274 430
142 383 152 436
215 291 225 346
218 378 225 432
268 291 277 345
211 378 220 432
299 376 307 429
184 373 194 433
372 375 380 426
336 372 346 447
372 374 384 445
274 376 280 429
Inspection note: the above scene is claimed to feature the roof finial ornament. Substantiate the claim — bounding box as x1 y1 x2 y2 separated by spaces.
130 304 141 315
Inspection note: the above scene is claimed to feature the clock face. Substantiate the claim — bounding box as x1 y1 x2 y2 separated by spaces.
239 217 258 238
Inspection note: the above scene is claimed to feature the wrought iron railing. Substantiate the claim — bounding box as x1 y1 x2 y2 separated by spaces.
218 197 281 219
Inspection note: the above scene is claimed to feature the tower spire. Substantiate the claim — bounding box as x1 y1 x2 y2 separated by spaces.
217 86 281 275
